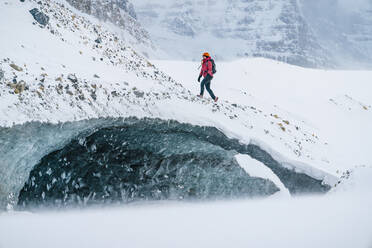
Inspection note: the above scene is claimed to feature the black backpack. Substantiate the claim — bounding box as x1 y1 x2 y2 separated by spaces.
210 59 217 74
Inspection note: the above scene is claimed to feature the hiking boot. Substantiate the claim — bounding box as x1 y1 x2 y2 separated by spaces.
214 97 219 102
197 94 203 98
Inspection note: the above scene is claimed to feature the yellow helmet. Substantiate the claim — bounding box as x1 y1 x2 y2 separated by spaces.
203 52 210 57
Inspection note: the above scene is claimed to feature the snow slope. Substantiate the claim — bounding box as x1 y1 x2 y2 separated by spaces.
62 0 160 58
154 59 372 174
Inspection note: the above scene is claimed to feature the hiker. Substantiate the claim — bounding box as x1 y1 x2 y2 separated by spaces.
197 52 218 102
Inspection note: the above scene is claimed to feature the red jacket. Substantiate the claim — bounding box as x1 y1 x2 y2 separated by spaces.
199 57 213 78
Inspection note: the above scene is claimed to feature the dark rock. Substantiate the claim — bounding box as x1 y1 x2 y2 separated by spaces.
0 69 4 81
95 37 102 44
56 84 63 94
8 81 26 94
67 74 78 83
29 8 49 26
9 64 23 72
90 92 97 101
133 90 144 98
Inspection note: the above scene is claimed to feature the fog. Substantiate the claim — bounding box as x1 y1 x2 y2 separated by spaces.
299 0 372 68
1 192 372 248
337 0 371 13
1 166 372 248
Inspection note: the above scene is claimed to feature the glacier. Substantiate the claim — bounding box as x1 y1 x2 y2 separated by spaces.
1 117 332 210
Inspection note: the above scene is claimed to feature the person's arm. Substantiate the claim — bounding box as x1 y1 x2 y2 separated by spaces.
198 61 203 82
199 60 204 77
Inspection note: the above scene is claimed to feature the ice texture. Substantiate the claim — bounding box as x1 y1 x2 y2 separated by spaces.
18 124 278 208
0 118 331 210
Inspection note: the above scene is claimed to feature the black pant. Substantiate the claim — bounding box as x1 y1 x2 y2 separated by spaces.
200 75 216 100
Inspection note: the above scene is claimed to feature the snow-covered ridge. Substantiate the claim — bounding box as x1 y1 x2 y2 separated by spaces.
154 58 372 178
0 0 186 126
0 0 348 209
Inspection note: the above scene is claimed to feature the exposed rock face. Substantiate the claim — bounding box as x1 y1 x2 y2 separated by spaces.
29 8 49 26
133 0 331 67
9 64 23 72
65 0 150 46
252 0 330 68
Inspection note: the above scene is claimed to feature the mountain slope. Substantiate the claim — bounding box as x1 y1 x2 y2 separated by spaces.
133 0 330 67
64 0 152 49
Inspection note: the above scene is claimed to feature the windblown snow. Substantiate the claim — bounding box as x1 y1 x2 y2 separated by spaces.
0 0 372 247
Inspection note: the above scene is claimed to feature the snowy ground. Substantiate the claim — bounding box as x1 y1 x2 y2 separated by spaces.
1 185 372 248
1 167 372 248
154 59 372 174
1 166 372 248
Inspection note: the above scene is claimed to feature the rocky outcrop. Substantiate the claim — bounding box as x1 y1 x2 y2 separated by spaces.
29 8 49 26
65 0 150 46
9 64 23 72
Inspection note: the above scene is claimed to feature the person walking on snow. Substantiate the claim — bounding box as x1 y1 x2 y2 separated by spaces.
198 52 218 102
